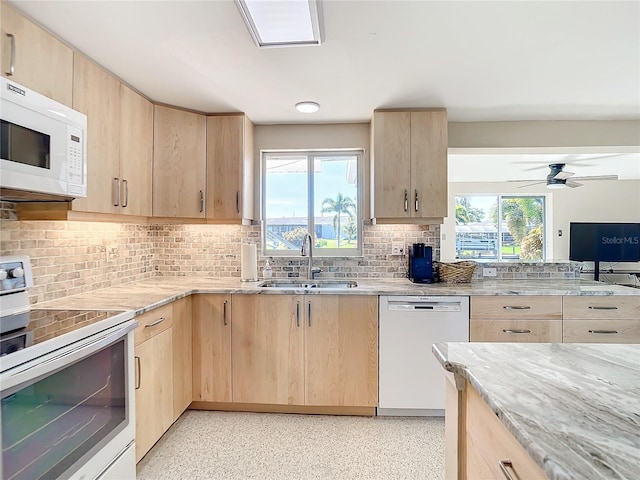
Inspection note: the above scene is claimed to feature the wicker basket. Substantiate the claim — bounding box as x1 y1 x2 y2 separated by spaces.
435 261 477 283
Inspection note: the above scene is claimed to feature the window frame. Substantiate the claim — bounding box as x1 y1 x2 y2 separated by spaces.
454 193 548 261
261 149 364 257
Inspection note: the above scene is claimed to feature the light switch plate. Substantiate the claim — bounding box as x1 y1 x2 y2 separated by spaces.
483 267 497 277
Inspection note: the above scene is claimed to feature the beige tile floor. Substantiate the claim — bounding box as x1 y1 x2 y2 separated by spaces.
136 410 445 480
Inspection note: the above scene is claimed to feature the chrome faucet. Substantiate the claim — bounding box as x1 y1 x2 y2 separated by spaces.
301 232 320 280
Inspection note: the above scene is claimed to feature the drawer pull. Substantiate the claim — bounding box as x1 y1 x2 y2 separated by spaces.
499 460 517 480
144 317 166 328
589 329 618 335
503 306 531 310
503 329 531 334
588 306 618 310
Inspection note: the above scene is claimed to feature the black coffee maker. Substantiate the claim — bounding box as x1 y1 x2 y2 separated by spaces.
408 243 434 283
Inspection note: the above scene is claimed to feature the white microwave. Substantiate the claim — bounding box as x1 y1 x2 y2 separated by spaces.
0 77 87 201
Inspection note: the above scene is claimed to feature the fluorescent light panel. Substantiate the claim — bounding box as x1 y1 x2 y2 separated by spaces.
237 0 323 48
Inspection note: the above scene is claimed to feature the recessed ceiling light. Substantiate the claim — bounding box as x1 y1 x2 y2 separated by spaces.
236 0 323 48
295 101 320 113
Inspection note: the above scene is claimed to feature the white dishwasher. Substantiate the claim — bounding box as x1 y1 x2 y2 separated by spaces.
378 295 469 416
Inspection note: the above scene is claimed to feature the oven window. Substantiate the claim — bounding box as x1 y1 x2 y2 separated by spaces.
2 339 126 480
0 120 51 169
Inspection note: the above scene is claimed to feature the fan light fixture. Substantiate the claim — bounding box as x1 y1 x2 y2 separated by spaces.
236 0 323 48
295 101 320 113
546 183 566 189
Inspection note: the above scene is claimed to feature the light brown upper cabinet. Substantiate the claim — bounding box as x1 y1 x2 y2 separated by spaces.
1 2 73 106
153 105 207 218
71 54 121 214
206 115 254 223
371 109 448 223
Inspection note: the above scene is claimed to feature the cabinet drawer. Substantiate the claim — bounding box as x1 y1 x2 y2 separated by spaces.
563 296 640 320
563 319 640 343
466 383 547 479
470 319 562 343
134 304 173 346
471 296 562 320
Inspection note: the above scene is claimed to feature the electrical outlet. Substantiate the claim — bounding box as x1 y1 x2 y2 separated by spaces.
483 267 497 277
391 242 404 255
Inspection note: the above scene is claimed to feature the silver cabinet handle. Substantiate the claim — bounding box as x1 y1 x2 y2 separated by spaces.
122 179 128 207
307 302 312 327
589 329 618 335
135 355 141 390
499 460 516 480
588 306 618 310
6 33 15 76
113 178 120 206
503 329 531 334
404 189 408 212
414 189 419 212
503 306 531 310
296 301 300 327
236 191 240 214
199 190 204 213
144 317 165 328
223 300 228 326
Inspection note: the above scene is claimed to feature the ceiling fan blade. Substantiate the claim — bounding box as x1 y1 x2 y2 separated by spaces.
570 175 619 181
506 179 542 183
566 181 583 188
517 181 547 188
553 171 575 180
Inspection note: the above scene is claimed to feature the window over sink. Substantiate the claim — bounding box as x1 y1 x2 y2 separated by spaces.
262 150 363 256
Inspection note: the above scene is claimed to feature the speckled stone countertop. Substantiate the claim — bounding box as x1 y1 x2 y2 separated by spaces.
432 342 640 480
36 277 639 314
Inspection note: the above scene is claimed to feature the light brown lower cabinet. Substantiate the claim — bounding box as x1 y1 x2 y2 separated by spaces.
470 319 563 342
562 319 640 343
172 296 193 419
229 294 378 408
465 382 547 479
135 327 173 462
192 294 233 402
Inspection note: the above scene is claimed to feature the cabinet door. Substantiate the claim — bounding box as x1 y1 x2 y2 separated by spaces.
232 295 304 405
1 3 73 106
371 111 411 219
119 84 153 216
206 115 254 221
172 297 192 419
153 105 206 218
305 295 378 407
192 294 232 402
410 110 448 219
71 54 120 214
135 328 174 462
563 319 640 344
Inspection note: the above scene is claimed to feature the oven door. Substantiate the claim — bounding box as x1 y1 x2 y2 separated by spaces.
0 320 136 480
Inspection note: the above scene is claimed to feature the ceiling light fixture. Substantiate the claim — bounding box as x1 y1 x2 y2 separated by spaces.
236 0 323 48
295 101 320 113
546 183 566 189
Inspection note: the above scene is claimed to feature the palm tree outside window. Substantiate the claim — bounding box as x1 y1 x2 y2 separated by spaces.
262 150 363 256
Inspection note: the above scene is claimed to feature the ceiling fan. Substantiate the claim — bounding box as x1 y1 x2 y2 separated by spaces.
507 163 618 189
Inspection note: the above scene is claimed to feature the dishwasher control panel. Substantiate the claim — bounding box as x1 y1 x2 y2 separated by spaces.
386 296 464 312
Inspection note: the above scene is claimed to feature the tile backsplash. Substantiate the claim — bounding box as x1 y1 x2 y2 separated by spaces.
1 201 581 302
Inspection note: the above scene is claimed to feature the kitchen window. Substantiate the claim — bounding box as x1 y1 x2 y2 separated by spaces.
455 195 546 261
262 150 363 256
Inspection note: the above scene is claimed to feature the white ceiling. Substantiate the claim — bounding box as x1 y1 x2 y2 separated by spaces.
9 0 640 125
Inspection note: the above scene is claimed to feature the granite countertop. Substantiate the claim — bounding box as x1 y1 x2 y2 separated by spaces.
432 342 640 480
36 277 640 314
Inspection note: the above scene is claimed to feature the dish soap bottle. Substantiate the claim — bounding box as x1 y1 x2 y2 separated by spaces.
263 260 272 279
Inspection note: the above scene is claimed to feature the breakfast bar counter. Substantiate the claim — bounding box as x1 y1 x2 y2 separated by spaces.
432 342 640 480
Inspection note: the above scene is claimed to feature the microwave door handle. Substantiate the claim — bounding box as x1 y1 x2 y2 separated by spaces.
1 320 137 393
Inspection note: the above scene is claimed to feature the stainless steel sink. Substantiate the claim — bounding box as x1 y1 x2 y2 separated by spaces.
258 280 358 289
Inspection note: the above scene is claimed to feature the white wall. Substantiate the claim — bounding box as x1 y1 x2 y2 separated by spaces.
444 179 640 271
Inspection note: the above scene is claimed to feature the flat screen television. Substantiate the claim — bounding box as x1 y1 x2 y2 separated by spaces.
569 223 640 279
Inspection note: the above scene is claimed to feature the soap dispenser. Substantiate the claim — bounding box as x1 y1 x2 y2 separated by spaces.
263 260 273 279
